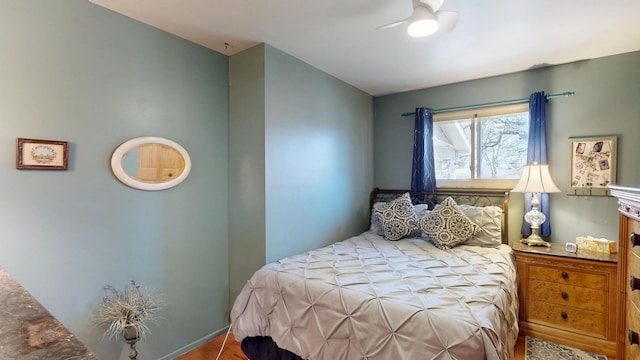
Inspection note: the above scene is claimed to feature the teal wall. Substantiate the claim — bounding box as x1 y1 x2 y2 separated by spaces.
374 51 640 244
229 44 374 303
228 45 267 305
264 45 374 262
0 1 229 359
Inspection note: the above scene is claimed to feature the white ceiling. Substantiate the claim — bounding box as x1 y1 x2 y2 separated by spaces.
88 0 640 96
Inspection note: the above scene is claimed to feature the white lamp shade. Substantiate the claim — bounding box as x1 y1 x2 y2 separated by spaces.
512 164 561 193
407 6 439 37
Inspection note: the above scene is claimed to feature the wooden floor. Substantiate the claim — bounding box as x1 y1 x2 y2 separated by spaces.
175 331 526 360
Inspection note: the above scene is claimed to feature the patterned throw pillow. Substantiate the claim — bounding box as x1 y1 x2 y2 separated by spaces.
373 193 418 241
419 197 481 249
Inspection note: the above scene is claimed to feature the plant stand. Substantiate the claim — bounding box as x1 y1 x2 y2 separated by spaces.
125 337 138 359
123 327 139 360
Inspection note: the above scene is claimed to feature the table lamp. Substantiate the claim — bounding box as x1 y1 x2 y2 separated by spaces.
512 163 561 246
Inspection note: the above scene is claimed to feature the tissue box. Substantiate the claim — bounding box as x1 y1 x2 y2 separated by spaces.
575 236 617 253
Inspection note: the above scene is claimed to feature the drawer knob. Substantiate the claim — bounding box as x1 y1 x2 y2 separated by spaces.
631 276 640 291
561 292 568 299
561 272 569 279
632 232 640 248
629 329 640 345
561 311 568 320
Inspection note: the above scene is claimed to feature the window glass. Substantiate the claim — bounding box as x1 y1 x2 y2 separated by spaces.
433 103 529 187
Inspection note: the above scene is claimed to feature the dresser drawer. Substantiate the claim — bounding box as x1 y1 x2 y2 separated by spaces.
529 264 607 290
628 249 640 307
631 231 640 258
529 279 607 313
627 299 640 360
527 300 607 337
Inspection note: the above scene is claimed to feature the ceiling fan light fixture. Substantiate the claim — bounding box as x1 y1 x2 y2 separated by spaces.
408 18 439 37
407 6 439 37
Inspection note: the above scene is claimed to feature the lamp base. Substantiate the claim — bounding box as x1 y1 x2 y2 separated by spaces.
521 194 550 247
520 234 550 247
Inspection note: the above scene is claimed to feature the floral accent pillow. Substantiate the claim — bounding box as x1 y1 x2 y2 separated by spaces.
418 197 481 249
372 193 418 241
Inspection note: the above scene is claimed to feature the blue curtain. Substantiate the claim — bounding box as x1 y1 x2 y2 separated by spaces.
411 108 436 193
521 91 552 236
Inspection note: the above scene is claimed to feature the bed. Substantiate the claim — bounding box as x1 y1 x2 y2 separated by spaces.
231 188 518 360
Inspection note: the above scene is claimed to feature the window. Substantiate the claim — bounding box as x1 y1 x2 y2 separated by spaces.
433 103 529 188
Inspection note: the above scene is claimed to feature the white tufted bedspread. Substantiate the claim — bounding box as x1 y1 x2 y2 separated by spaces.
231 231 519 360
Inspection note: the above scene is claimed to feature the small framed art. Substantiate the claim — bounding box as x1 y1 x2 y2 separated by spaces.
568 135 617 196
16 138 69 170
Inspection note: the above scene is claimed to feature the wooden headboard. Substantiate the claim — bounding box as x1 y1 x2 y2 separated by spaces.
369 188 510 244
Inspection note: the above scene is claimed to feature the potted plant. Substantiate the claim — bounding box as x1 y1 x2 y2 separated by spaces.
94 280 163 359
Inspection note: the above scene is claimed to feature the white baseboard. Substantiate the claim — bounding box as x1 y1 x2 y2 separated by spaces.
158 326 230 360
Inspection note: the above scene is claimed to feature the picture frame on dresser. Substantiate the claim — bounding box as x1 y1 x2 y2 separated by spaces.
568 135 617 196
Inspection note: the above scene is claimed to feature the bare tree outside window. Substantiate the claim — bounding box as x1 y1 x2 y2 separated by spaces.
477 113 529 179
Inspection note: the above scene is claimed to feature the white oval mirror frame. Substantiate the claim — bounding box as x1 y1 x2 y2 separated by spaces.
111 136 192 191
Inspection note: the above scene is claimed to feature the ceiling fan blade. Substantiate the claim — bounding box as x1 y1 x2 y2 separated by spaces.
420 0 444 12
436 11 458 32
376 18 409 30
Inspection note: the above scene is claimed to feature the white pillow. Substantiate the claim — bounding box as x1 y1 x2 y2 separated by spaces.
413 204 431 219
369 202 387 235
457 204 503 247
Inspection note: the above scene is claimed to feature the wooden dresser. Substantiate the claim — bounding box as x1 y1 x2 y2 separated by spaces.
610 185 640 359
513 242 618 359
0 267 97 359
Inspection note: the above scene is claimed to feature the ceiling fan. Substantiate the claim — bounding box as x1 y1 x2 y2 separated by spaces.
377 0 459 37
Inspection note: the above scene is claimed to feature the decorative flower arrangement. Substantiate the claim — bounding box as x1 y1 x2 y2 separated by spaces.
94 280 164 340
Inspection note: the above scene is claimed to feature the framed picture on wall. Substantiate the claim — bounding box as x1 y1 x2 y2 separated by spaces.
568 135 617 196
16 138 69 170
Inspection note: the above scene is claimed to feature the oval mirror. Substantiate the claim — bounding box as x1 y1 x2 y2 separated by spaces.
111 136 191 191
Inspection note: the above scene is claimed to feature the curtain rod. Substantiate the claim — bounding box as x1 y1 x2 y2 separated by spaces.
400 91 575 117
